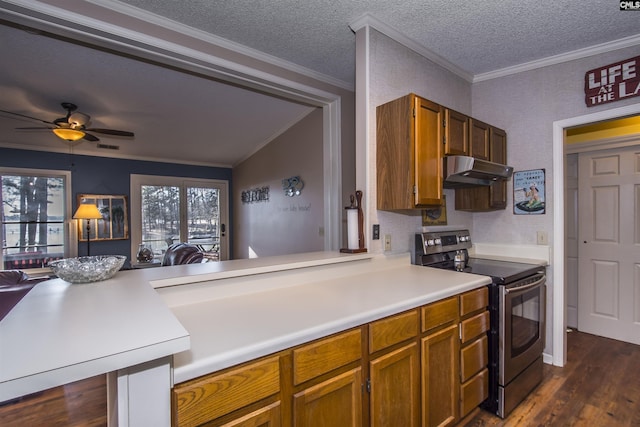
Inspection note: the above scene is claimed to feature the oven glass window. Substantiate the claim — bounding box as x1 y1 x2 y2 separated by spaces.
510 287 541 357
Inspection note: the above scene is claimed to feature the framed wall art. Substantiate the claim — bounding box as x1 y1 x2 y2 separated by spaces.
77 194 129 241
513 169 545 215
422 195 448 226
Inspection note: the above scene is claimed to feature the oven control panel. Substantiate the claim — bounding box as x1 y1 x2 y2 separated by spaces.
416 229 472 256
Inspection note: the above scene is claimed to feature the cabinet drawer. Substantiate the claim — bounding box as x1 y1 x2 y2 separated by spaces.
459 287 488 317
369 310 418 353
460 335 488 382
293 329 362 385
173 356 280 427
460 368 489 418
460 310 489 344
421 297 458 332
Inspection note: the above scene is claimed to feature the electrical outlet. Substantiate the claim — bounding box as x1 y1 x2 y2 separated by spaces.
384 234 391 251
536 231 548 245
373 224 380 240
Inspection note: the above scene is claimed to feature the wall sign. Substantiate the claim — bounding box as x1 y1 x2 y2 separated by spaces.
513 170 545 215
241 186 269 204
584 55 640 107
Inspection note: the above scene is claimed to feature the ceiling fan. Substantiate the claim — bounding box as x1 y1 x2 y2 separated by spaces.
0 102 135 143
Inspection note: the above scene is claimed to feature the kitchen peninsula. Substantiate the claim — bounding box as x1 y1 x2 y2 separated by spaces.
0 251 491 426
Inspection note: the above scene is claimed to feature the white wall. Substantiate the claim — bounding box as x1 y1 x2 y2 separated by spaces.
471 45 640 246
233 108 325 258
471 45 640 354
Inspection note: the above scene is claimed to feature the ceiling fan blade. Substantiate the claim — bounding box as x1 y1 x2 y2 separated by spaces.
15 126 54 130
86 128 134 137
83 133 100 142
0 109 56 125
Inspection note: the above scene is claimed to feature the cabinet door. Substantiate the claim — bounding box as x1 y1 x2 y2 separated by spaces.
468 119 490 160
220 401 281 427
414 97 443 207
443 108 469 156
293 367 362 427
422 324 459 427
370 343 420 427
488 127 507 209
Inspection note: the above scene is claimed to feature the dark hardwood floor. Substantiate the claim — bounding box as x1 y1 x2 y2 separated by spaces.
461 330 640 427
0 330 638 426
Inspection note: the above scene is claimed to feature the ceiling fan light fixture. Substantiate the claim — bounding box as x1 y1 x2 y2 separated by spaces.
53 128 85 141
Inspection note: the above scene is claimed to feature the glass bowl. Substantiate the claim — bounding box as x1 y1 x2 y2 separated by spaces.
48 255 127 284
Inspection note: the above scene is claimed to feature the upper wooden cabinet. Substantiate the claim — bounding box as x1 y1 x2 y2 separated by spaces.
455 126 508 211
377 93 443 210
468 118 491 160
443 108 469 156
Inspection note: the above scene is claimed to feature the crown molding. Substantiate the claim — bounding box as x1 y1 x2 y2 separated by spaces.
473 34 640 83
349 13 474 83
351 12 640 85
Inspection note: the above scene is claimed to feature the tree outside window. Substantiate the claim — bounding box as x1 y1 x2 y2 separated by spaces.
1 171 68 269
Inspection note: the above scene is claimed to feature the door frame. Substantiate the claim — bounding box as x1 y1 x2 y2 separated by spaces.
552 102 640 367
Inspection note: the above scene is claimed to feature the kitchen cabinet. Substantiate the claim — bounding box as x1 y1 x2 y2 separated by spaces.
292 329 363 426
468 118 491 160
293 367 363 427
172 289 489 427
377 93 443 211
458 287 490 418
455 126 508 211
443 108 469 156
421 297 459 427
368 310 420 427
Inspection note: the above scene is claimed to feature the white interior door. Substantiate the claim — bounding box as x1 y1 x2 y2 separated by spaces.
578 144 640 344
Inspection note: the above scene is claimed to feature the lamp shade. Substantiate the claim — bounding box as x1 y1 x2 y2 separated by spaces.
73 203 103 220
53 128 85 141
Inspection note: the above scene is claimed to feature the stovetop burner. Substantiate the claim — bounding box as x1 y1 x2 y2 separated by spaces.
413 230 542 284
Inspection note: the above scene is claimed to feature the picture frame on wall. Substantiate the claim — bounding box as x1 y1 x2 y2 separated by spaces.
77 194 129 241
422 195 448 226
513 169 546 215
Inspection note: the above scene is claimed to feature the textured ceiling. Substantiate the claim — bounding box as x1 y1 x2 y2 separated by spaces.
0 0 638 166
119 0 640 85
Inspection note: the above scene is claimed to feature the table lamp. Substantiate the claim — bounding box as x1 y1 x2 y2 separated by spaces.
73 203 103 256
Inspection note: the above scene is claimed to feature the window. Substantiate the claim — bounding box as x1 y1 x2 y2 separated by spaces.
130 175 228 262
1 168 73 270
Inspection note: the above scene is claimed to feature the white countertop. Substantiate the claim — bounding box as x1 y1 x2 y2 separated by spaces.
0 271 189 402
0 251 492 400
158 253 492 384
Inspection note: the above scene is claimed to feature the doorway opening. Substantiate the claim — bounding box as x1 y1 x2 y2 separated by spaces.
553 104 640 367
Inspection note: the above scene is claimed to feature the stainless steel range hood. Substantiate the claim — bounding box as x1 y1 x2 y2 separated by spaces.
443 156 513 188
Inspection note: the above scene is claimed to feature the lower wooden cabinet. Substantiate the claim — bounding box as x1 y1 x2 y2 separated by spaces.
370 343 420 427
422 324 459 427
172 289 490 427
293 367 363 427
458 288 490 419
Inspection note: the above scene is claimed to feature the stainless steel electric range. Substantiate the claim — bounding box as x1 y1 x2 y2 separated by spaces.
413 229 546 418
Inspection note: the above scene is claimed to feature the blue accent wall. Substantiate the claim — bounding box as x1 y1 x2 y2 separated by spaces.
0 147 233 263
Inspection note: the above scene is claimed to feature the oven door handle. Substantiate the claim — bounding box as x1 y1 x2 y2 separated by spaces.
504 274 546 295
